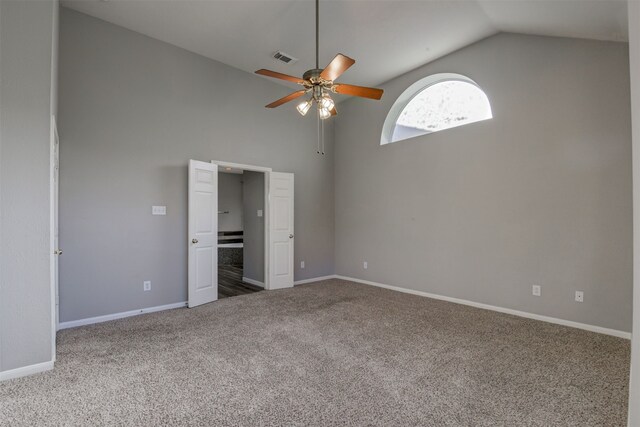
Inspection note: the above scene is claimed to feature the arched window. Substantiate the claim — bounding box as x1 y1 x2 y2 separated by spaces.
381 73 492 145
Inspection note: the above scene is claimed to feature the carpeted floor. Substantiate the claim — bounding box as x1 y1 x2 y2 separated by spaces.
0 279 630 426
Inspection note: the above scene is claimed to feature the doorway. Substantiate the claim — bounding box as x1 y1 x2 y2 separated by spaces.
217 168 264 298
187 160 294 308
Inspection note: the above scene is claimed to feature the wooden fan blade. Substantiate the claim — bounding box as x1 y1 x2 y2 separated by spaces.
320 54 355 82
330 107 337 116
265 90 307 108
334 84 384 100
255 69 305 85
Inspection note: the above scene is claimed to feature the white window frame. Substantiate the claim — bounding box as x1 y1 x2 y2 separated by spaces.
381 73 492 145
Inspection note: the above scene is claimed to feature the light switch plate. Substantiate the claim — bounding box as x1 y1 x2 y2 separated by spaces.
575 291 584 303
152 206 167 215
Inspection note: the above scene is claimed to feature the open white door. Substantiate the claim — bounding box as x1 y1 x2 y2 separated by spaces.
188 160 218 307
269 172 294 289
52 117 60 329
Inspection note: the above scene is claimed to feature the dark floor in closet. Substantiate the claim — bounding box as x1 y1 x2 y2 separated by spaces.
218 264 263 298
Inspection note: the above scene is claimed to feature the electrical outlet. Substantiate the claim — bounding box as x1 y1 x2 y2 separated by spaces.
532 285 541 297
300 261 305 269
363 261 368 269
575 291 584 303
143 281 151 291
257 209 263 217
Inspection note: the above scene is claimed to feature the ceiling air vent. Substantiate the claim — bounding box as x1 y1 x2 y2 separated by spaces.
273 51 298 65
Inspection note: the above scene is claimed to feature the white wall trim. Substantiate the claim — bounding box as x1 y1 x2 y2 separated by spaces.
294 275 338 285
58 301 187 330
334 275 631 339
0 360 54 382
242 277 264 288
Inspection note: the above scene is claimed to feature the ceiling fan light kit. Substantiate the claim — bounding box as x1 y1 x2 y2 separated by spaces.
318 105 332 120
320 93 335 111
296 99 313 116
255 0 383 120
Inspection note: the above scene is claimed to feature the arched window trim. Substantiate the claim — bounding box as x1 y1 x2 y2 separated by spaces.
381 73 492 145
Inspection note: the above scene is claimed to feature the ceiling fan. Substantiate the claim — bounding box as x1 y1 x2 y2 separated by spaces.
255 0 383 119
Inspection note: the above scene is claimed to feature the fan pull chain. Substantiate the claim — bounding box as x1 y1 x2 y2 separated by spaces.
321 119 325 155
316 115 325 155
317 114 321 154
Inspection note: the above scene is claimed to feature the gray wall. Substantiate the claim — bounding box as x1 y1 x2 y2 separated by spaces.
334 33 633 332
243 171 265 283
0 0 57 372
628 0 640 423
218 173 243 232
58 8 334 322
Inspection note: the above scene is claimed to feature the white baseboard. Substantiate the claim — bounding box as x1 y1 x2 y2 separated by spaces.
334 275 631 339
56 276 629 338
58 301 187 330
242 277 265 288
294 275 338 285
0 360 54 382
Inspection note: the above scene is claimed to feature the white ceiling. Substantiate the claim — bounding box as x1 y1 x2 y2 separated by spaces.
62 0 629 88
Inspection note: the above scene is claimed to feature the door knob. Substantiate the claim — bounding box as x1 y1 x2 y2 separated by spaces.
192 238 199 244
54 249 63 255
289 234 294 239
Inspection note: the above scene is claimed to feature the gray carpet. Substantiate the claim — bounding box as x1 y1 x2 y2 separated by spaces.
0 279 630 426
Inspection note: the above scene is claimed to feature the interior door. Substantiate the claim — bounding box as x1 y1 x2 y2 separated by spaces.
188 160 218 307
51 115 60 332
53 119 60 328
269 172 294 289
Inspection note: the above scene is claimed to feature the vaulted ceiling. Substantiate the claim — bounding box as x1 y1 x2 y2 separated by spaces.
62 0 629 88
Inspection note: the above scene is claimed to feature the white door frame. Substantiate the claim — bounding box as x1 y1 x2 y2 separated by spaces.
49 115 59 360
211 160 274 290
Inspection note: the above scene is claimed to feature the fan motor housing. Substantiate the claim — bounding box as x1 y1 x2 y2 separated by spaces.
303 68 325 84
